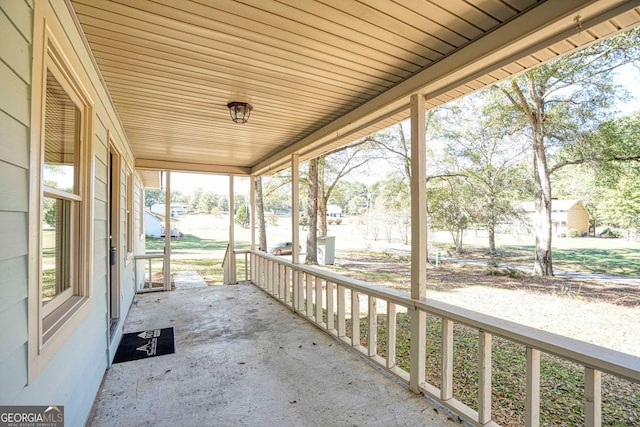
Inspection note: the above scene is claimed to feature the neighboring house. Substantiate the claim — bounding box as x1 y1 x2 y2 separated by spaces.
327 205 343 217
144 211 181 238
518 200 591 237
150 203 190 217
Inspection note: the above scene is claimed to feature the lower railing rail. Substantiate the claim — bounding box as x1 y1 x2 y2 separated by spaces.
236 249 640 427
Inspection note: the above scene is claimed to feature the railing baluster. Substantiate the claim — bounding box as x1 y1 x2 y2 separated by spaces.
297 270 305 311
242 250 638 427
442 319 454 401
525 347 541 427
352 290 360 347
337 285 345 338
386 302 396 369
277 264 283 300
478 331 492 425
585 367 602 427
326 281 334 332
368 296 377 357
306 272 313 317
284 266 290 305
315 277 323 323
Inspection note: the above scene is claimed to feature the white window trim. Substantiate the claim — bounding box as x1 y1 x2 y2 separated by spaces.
28 1 96 382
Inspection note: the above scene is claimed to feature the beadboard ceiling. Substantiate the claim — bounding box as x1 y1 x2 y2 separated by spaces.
69 0 640 177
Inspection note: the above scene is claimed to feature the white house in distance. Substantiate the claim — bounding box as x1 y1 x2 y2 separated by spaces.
150 203 190 217
518 200 591 237
144 211 181 238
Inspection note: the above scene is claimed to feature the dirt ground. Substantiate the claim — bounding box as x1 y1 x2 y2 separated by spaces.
331 250 640 356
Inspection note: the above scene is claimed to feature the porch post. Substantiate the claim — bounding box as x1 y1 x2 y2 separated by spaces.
250 174 256 250
229 175 236 284
163 171 172 291
291 154 301 310
409 93 427 393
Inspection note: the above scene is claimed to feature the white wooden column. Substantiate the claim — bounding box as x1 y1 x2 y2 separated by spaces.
292 154 300 265
250 174 256 250
291 154 302 310
409 93 427 393
163 171 172 291
228 175 235 284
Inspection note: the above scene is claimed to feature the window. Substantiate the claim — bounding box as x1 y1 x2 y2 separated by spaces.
29 1 95 378
41 70 81 315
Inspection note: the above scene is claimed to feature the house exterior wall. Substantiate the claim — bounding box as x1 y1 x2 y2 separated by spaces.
0 1 140 424
0 0 34 406
567 203 590 236
145 211 163 238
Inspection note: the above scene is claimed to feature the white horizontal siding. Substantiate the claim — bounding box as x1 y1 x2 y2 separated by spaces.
0 0 32 405
0 110 29 168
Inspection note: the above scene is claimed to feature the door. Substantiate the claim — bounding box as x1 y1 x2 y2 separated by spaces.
108 145 121 337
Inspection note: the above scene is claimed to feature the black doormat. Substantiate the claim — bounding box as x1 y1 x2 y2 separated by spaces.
113 327 175 363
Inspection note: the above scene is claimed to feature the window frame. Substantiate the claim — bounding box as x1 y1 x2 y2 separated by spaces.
28 2 96 381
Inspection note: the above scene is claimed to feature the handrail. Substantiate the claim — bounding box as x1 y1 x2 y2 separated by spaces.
241 248 639 426
134 253 165 293
222 244 230 285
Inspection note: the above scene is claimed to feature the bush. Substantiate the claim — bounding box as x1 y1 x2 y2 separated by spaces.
599 227 621 238
568 229 579 238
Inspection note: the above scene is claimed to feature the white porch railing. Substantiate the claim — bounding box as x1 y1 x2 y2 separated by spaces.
223 245 250 285
239 249 639 427
134 254 165 293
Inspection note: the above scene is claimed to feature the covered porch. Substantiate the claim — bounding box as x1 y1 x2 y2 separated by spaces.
93 250 639 426
71 1 640 425
88 283 458 426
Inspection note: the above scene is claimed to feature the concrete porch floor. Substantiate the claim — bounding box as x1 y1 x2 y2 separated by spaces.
88 283 462 426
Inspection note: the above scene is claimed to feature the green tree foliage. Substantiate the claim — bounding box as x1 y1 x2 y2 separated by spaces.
435 93 531 253
234 203 250 228
496 27 640 276
145 188 165 208
427 176 470 252
598 168 640 236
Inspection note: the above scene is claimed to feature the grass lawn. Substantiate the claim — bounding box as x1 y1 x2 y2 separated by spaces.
432 238 640 277
142 220 638 425
145 235 250 284
342 312 639 427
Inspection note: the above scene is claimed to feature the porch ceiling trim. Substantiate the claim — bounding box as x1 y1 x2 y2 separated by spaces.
135 158 251 175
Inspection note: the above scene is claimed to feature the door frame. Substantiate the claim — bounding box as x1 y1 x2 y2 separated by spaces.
107 138 122 339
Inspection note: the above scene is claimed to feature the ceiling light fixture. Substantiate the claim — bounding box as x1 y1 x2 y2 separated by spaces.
227 102 253 124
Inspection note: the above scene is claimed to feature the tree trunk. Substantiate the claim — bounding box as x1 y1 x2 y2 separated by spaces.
255 177 267 252
532 122 554 276
488 225 496 254
508 80 554 276
306 159 318 264
318 157 328 236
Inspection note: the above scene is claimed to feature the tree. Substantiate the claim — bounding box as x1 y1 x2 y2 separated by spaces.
305 159 319 264
145 189 165 209
427 176 471 253
234 203 250 228
255 177 267 252
599 169 640 238
376 174 410 244
496 28 640 276
316 138 380 236
436 93 530 253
